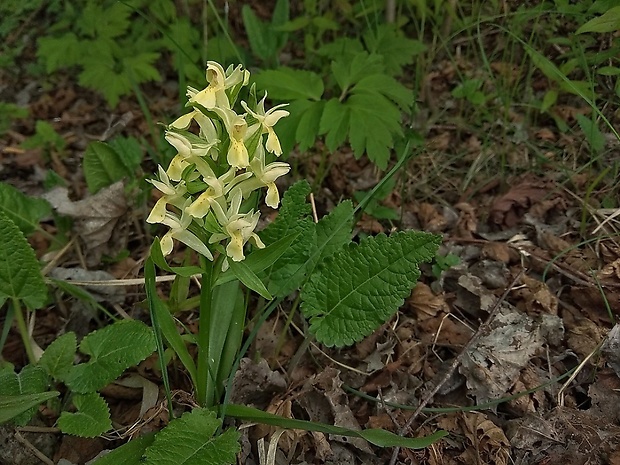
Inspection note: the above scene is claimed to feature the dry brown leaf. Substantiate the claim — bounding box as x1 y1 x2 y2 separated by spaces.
481 242 511 263
490 177 549 227
43 181 127 264
459 412 511 465
455 202 478 238
517 274 558 316
408 283 448 319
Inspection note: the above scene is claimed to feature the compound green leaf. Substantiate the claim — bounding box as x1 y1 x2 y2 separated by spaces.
363 24 427 76
301 231 441 347
66 320 156 393
57 392 112 437
0 182 51 236
331 52 384 92
253 68 324 101
319 98 350 152
143 409 240 465
353 74 414 110
295 100 325 152
38 332 77 381
0 211 47 309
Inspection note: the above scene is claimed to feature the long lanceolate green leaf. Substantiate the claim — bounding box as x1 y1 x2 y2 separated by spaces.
0 392 59 423
301 231 441 347
220 404 447 449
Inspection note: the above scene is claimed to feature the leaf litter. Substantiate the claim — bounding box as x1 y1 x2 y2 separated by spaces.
4 6 620 465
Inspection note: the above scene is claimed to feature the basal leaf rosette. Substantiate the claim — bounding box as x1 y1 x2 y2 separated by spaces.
147 62 290 269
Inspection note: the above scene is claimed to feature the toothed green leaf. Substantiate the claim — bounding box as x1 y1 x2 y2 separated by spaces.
143 409 240 465
0 365 49 425
66 320 156 393
57 392 112 437
38 332 77 381
0 211 47 309
301 231 441 347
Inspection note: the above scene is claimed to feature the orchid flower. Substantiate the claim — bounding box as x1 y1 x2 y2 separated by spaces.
186 167 252 219
209 190 265 263
187 62 249 110
237 145 290 208
165 131 218 180
241 93 289 156
212 107 250 169
159 200 213 260
146 166 188 224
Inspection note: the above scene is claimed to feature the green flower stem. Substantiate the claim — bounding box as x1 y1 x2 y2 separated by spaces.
196 256 214 407
12 298 36 364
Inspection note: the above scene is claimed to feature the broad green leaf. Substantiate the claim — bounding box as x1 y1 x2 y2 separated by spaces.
0 365 49 425
301 231 441 347
0 182 51 236
107 136 144 174
143 409 240 465
57 392 112 437
576 114 606 154
254 68 324 101
92 433 156 465
0 392 59 423
577 6 620 33
83 141 133 194
228 259 272 300
66 320 156 393
221 404 447 449
38 332 77 381
0 211 48 309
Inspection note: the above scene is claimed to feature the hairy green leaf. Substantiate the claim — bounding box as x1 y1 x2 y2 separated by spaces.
0 392 59 424
0 182 51 236
39 332 77 381
0 211 48 309
301 231 441 347
260 181 317 297
143 409 240 465
91 433 155 465
0 365 49 425
57 392 112 437
307 201 353 273
83 141 133 194
66 320 156 393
